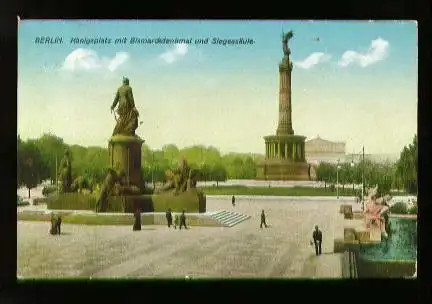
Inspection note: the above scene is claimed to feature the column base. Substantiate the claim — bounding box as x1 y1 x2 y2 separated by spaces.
256 160 310 181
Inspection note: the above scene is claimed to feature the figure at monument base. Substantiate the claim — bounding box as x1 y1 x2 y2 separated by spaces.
156 159 197 195
363 186 391 234
58 150 73 193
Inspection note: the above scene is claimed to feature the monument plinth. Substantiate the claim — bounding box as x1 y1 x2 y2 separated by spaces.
256 31 310 181
109 135 145 190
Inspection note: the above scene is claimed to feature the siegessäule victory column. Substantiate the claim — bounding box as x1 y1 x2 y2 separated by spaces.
256 31 311 181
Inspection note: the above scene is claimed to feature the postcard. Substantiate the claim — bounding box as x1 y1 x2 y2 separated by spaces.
17 20 417 279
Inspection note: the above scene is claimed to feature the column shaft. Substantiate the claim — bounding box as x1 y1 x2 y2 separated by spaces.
302 143 305 160
278 141 281 159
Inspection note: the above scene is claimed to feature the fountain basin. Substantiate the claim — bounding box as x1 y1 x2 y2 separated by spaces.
356 217 417 278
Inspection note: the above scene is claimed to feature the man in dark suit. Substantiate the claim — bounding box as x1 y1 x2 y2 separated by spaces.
56 215 62 235
260 210 268 228
133 207 141 231
179 209 188 230
166 208 173 228
232 195 235 207
312 225 322 256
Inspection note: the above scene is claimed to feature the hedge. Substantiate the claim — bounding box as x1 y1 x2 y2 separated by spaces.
408 205 418 215
46 190 206 213
33 197 48 205
389 202 408 214
17 200 30 207
201 185 357 196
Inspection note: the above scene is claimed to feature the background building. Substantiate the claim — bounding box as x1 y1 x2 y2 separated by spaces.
305 136 346 165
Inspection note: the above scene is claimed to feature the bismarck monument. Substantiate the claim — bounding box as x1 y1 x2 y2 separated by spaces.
96 77 206 213
256 31 310 181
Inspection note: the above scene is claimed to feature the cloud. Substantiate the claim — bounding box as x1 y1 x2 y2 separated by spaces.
159 43 189 64
61 48 129 72
294 52 331 69
338 38 389 67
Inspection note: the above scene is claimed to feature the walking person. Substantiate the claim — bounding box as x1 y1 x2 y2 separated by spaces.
166 208 173 228
56 215 62 235
260 209 268 229
174 214 179 229
312 225 322 256
179 209 188 230
232 195 236 207
133 207 141 231
49 213 58 235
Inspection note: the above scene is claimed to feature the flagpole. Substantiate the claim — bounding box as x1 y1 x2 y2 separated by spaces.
55 154 58 192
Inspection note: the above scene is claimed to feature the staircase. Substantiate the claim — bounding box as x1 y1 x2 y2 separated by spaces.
209 210 251 227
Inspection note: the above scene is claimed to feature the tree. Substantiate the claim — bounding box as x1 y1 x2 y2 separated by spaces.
82 147 109 184
210 164 227 187
141 144 154 167
18 140 47 198
162 144 180 167
242 156 257 179
316 162 335 190
17 136 23 188
198 164 212 184
395 134 417 194
338 162 353 191
34 133 68 184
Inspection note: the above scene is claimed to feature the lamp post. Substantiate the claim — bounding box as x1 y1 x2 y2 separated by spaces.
350 151 355 192
151 152 155 190
336 159 340 199
362 146 365 210
55 154 58 193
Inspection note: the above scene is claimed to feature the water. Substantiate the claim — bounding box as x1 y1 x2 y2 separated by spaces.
359 217 417 261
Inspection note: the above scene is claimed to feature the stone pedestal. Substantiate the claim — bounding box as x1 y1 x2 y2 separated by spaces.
344 228 357 241
256 134 310 181
108 135 145 190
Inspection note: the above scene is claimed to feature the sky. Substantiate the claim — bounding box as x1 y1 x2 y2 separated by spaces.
18 20 418 155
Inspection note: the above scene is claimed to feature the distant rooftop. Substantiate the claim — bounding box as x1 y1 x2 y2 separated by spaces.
306 135 345 145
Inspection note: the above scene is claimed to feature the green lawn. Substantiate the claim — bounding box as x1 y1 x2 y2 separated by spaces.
200 186 357 196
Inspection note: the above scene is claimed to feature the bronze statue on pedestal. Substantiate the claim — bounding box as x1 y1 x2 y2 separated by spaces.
58 150 72 193
111 77 140 136
282 30 294 57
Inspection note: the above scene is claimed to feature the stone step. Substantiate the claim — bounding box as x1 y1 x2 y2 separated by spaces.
224 215 250 227
220 213 245 224
219 213 245 222
217 212 242 220
211 211 229 220
209 211 251 227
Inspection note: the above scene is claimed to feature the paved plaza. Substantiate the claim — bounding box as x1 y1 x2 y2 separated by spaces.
17 197 352 279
